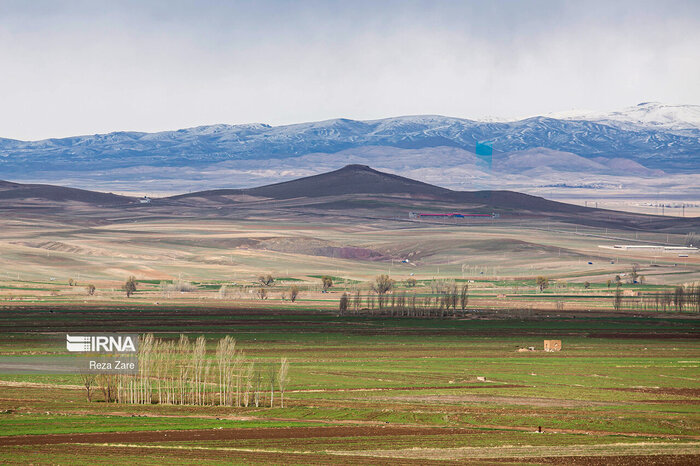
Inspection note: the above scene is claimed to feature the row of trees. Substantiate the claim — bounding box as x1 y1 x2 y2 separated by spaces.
124 275 333 300
614 284 700 313
338 282 470 317
82 334 290 407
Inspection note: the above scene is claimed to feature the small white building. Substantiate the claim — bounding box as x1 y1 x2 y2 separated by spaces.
598 244 698 254
139 196 151 204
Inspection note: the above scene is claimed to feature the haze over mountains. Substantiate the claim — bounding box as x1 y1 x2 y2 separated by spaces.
1 103 698 198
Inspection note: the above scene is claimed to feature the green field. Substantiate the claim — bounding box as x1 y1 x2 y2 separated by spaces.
1 313 698 464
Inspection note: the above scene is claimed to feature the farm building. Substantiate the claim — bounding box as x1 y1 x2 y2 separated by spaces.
544 340 562 352
599 245 698 254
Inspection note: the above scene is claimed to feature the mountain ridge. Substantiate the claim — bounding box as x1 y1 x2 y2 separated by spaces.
1 104 698 175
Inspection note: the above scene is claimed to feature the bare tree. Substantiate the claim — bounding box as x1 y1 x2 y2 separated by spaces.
257 287 268 300
216 336 235 406
614 285 623 311
258 274 274 286
536 276 548 292
278 357 289 408
674 286 685 312
254 368 262 407
373 274 394 295
459 283 469 310
124 276 137 297
289 285 299 302
353 289 361 313
629 264 640 284
268 363 276 408
243 363 254 407
80 372 96 402
86 284 96 296
97 373 117 402
321 276 333 291
339 292 348 315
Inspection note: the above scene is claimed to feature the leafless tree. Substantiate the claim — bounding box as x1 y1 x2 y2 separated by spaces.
459 283 469 310
289 285 299 302
536 276 548 292
268 363 276 407
124 276 137 297
278 357 289 408
373 274 394 295
80 372 96 402
254 368 262 407
243 363 254 407
321 276 333 291
258 274 274 286
614 285 623 311
97 373 117 402
339 292 348 315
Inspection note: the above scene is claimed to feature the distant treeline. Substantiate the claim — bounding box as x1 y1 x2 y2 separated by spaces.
615 284 700 313
339 282 470 317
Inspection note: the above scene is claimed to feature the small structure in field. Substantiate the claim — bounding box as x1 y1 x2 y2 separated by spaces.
544 340 562 352
517 346 536 353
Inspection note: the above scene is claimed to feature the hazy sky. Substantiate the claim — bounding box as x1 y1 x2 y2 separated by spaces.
1 0 698 140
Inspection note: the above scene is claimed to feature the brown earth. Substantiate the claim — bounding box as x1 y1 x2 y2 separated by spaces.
0 425 477 446
0 442 453 465
493 454 700 465
604 387 700 397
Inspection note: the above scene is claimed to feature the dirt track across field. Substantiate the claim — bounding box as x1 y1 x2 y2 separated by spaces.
4 424 700 448
0 425 475 446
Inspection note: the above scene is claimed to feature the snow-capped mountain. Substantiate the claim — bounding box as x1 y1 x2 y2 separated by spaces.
547 102 700 133
0 104 697 194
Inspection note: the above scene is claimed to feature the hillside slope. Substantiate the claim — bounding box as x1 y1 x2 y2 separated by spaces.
0 180 133 205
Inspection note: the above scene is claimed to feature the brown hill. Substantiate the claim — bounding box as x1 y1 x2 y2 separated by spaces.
171 165 451 200
0 180 133 205
167 164 698 231
1 167 697 232
171 164 586 213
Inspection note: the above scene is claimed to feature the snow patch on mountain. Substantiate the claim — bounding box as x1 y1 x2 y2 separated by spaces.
547 102 700 132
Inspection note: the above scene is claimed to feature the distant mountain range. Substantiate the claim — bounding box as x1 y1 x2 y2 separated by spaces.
1 103 698 195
